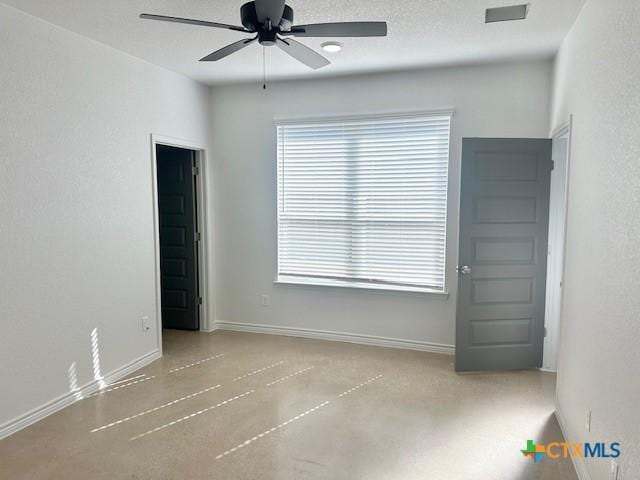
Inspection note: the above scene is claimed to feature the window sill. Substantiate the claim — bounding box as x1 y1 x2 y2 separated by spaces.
274 275 449 297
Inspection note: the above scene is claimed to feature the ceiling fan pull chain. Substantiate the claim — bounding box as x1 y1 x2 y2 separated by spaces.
263 45 267 90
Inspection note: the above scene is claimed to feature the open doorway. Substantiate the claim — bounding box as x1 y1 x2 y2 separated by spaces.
150 135 211 351
455 130 571 373
156 144 200 330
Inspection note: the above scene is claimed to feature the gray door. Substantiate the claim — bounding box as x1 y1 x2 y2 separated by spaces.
156 145 200 331
455 138 552 372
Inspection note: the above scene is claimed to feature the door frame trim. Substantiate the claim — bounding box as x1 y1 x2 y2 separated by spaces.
150 134 212 354
542 116 573 372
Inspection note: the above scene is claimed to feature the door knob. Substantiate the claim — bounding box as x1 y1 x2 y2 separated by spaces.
457 265 471 275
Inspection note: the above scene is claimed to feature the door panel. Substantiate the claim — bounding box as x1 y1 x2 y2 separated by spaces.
157 145 199 331
456 138 552 372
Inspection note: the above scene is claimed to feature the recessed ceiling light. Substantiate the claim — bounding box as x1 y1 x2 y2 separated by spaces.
485 4 529 23
321 42 343 53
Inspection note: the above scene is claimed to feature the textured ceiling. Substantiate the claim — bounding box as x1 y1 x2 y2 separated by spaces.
3 0 585 85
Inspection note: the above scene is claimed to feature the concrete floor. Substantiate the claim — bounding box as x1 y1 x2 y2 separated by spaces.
0 330 577 480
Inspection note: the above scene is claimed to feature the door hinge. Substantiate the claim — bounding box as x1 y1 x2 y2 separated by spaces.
551 160 555 171
198 297 203 305
195 232 202 242
193 165 200 176
544 327 548 337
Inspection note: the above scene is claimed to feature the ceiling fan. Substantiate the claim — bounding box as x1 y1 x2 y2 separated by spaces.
140 0 388 70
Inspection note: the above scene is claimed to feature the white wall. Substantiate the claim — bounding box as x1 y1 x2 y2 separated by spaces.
0 5 213 431
210 61 552 348
551 0 640 478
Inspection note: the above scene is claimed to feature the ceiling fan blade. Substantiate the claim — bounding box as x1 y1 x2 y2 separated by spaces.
286 22 388 37
200 37 258 62
275 37 330 70
255 0 286 25
140 14 248 33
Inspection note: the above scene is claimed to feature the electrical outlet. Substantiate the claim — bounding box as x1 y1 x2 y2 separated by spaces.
585 409 591 432
141 316 150 333
611 460 619 480
261 294 270 307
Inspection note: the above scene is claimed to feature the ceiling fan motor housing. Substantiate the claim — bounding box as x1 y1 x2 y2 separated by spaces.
258 29 277 46
241 1 294 36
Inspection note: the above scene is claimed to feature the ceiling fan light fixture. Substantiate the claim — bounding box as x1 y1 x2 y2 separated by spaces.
321 41 343 53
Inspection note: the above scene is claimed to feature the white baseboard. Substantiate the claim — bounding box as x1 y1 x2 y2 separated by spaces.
555 407 591 480
214 321 455 355
538 367 558 373
0 349 161 440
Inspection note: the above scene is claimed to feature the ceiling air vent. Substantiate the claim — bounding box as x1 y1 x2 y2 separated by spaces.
485 4 529 23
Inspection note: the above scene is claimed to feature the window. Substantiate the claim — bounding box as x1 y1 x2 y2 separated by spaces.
276 112 451 293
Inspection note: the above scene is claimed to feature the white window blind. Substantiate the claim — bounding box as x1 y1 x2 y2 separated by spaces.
277 112 451 292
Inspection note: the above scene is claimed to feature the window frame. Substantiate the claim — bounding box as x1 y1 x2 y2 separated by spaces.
274 109 454 295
